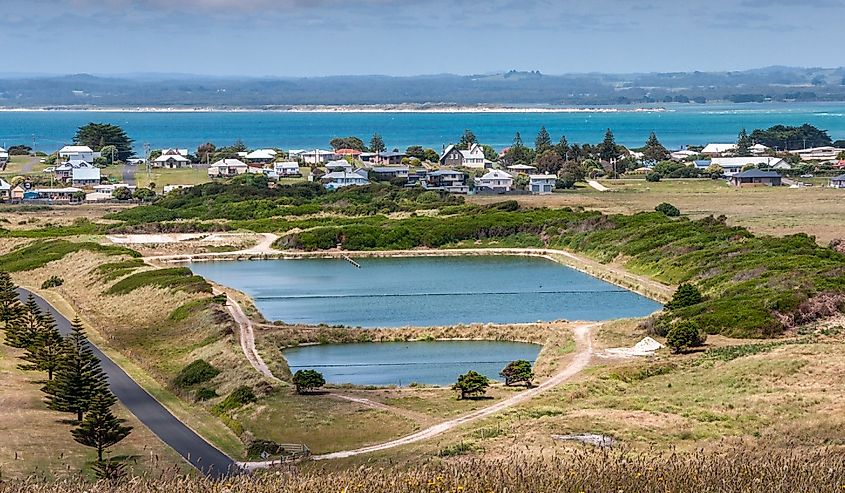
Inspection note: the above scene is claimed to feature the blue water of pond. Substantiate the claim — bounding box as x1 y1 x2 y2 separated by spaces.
282 340 543 387
189 255 661 327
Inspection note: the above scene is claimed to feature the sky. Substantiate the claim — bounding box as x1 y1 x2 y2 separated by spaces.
1 0 843 76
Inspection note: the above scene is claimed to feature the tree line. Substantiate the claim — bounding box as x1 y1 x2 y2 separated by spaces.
0 272 131 480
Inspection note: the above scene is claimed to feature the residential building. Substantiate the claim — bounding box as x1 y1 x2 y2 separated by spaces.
792 146 845 161
440 144 488 169
424 169 469 194
154 152 192 169
0 178 11 199
59 145 96 162
322 171 370 190
750 143 770 155
335 148 363 159
371 151 406 165
274 162 302 176
300 149 338 164
208 159 249 178
163 184 194 194
55 159 92 180
476 170 513 192
245 149 278 165
371 166 410 181
830 174 845 189
93 183 135 194
326 160 354 173
25 187 83 201
670 149 698 161
10 185 24 200
728 169 782 187
529 174 556 194
701 143 736 156
709 157 790 176
506 164 537 174
71 167 102 188
0 147 8 167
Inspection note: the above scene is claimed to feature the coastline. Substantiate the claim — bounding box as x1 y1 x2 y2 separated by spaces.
0 105 670 114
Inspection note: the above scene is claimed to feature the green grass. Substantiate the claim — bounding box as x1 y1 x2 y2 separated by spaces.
94 258 146 281
0 239 139 272
169 297 215 321
104 267 212 295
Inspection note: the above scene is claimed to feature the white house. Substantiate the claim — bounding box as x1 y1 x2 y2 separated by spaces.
301 149 338 164
670 149 698 161
326 160 354 172
0 178 11 199
750 143 770 155
829 174 845 189
93 183 135 194
793 146 845 161
476 170 513 192
163 184 194 194
274 162 301 176
506 164 537 174
529 174 556 195
245 149 278 165
701 143 736 156
710 157 790 175
208 159 248 178
424 169 469 194
71 167 101 188
440 144 488 169
55 159 93 180
0 147 8 167
59 145 96 162
154 153 192 169
322 171 370 190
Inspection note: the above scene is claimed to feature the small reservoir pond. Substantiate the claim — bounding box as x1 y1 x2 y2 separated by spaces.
282 340 543 386
189 255 661 327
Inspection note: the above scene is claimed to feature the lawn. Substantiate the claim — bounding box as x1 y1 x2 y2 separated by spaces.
0 155 49 177
468 178 845 244
133 167 212 188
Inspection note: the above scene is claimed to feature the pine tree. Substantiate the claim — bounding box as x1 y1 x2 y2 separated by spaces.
598 128 618 162
535 126 552 154
0 272 22 326
71 390 132 462
458 129 477 150
6 295 43 349
555 135 570 159
642 132 669 162
20 312 64 380
43 318 112 422
736 128 753 157
369 133 386 153
513 132 524 148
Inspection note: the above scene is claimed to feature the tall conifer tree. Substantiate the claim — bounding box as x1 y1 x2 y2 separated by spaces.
0 272 22 326
71 390 131 463
535 126 552 154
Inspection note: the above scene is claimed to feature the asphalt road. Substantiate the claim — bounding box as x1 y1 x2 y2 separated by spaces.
16 288 239 479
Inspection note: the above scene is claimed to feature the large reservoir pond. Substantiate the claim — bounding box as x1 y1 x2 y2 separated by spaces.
189 255 661 327
282 341 542 386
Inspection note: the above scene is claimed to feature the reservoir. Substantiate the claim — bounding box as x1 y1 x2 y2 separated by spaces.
189 255 661 327
282 340 543 387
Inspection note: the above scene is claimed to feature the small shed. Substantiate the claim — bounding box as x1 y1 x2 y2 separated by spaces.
728 169 782 187
830 174 845 189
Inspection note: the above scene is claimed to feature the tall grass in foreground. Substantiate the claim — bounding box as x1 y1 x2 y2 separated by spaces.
3 446 844 493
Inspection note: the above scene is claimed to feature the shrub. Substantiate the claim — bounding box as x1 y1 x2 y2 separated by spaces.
0 240 138 272
213 386 257 413
645 171 662 182
500 360 534 387
655 202 680 217
453 370 490 400
292 369 326 394
173 359 220 388
41 276 64 288
105 267 212 295
666 321 707 353
667 283 703 310
194 387 218 401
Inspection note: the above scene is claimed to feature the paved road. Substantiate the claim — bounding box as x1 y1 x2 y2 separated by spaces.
120 164 137 186
16 288 239 479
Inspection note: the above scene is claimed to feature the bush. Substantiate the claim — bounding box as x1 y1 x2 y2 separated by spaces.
500 360 534 386
645 172 662 182
173 359 220 387
105 267 212 295
453 370 490 399
666 283 703 310
655 202 680 217
213 386 257 413
194 387 218 401
41 276 64 288
666 321 707 353
292 369 326 394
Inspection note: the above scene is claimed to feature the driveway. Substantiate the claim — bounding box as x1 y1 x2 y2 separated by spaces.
16 288 239 479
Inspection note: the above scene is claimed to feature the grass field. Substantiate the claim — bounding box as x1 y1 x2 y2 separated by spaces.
468 178 845 244
0 156 48 178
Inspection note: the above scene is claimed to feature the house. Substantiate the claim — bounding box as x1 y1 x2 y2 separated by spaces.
440 144 488 169
0 147 8 167
728 169 782 187
424 169 469 194
701 143 736 156
274 162 302 177
406 169 428 186
529 174 556 195
208 159 248 178
154 152 192 169
370 151 406 165
300 149 338 164
506 164 537 174
335 148 363 159
670 149 698 161
750 143 770 155
321 171 370 190
163 184 194 194
26 187 83 201
93 183 135 194
829 174 845 189
476 170 513 192
0 178 11 199
709 157 790 176
371 166 410 181
59 145 96 162
55 159 92 180
71 167 102 188
10 185 24 200
326 160 354 173
245 149 278 165
792 146 845 161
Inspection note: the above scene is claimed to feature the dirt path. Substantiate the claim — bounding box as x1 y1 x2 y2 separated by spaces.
587 180 609 192
215 287 279 382
238 323 595 469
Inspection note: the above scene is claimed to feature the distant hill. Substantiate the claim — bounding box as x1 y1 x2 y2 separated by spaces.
0 67 844 108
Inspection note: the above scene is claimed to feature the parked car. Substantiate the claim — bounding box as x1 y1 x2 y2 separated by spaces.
43 166 55 173
800 174 814 178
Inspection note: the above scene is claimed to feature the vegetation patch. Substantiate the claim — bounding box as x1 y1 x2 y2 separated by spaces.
105 267 212 296
173 359 221 388
0 240 139 272
213 386 257 414
169 297 215 321
94 259 146 281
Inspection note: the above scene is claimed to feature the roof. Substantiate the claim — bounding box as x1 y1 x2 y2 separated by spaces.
155 154 190 162
274 161 300 169
732 169 782 179
35 187 82 193
372 166 409 173
831 174 845 181
59 145 93 154
72 167 101 180
245 149 277 159
375 151 406 158
507 164 536 170
335 148 362 155
160 148 189 156
0 178 10 191
529 174 557 180
702 143 736 153
323 171 369 180
711 157 785 167
211 159 247 168
428 169 465 177
326 160 353 168
480 170 513 180
68 159 91 168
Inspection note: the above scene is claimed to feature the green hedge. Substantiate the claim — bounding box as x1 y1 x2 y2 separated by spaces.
173 359 221 387
0 240 139 272
105 267 212 295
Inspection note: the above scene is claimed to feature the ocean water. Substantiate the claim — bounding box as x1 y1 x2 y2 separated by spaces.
282 340 543 387
188 256 662 328
1 102 844 153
